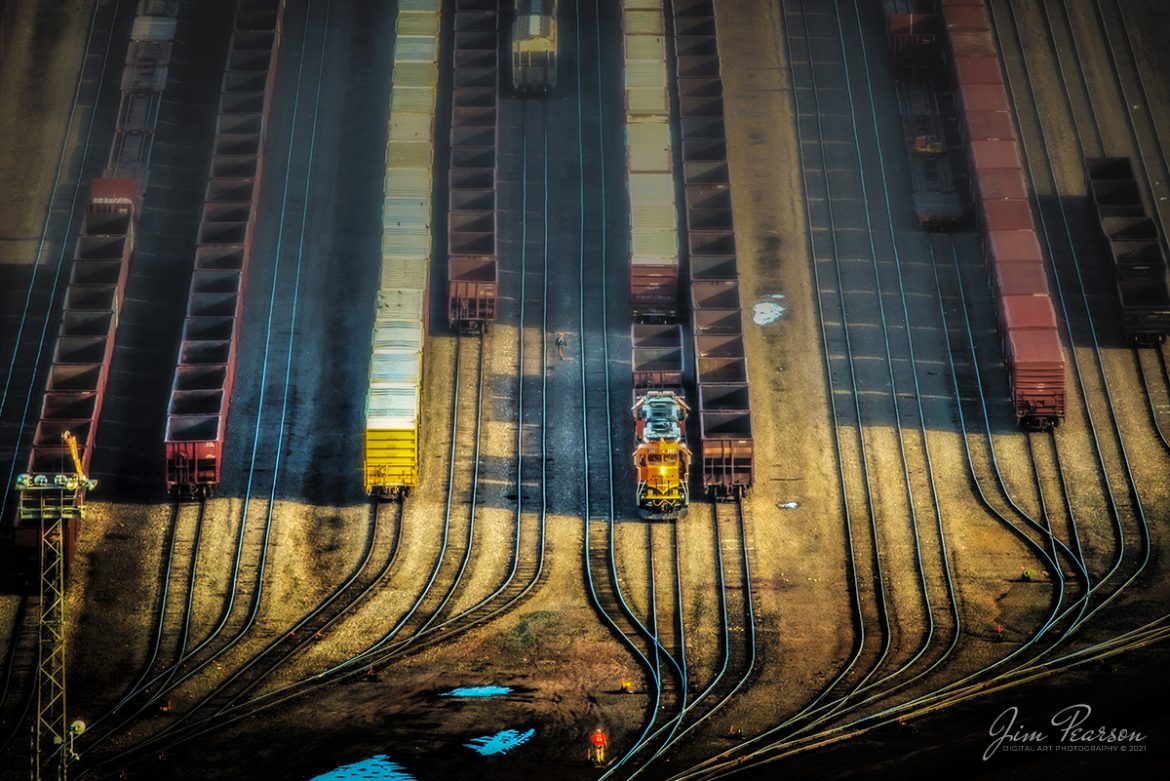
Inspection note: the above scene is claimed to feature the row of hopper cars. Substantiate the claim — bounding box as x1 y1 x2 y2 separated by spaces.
367 0 558 496
363 1 442 496
446 0 557 334
1083 157 1170 345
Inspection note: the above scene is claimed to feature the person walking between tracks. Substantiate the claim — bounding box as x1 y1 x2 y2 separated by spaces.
589 728 608 765
556 332 567 360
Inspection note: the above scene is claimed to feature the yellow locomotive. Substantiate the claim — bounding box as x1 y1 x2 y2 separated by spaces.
510 0 558 95
632 390 691 520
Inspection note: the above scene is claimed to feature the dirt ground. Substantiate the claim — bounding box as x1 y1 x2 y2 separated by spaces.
1 0 1170 779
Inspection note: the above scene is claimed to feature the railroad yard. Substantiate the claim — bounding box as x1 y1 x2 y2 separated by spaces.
1 0 1169 779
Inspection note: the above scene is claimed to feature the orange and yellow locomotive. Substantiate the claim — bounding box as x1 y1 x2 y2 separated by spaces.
632 390 691 520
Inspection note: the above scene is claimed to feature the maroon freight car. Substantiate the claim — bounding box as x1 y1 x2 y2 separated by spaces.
882 7 963 228
632 324 685 391
165 0 283 495
447 3 499 333
1084 157 1170 344
12 180 136 569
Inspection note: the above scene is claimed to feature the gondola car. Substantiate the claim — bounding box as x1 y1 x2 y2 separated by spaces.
511 0 557 95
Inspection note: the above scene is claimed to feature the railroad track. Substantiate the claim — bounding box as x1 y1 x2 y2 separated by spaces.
113 500 208 716
0 595 37 754
777 0 960 710
679 1 1170 770
670 5 980 769
1045 0 1170 451
331 95 554 666
76 499 402 777
1135 347 1170 449
340 335 488 664
933 235 1087 608
71 8 561 772
570 0 690 774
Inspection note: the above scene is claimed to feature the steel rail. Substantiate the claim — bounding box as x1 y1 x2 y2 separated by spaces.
1038 1 1170 455
342 95 553 663
80 16 561 768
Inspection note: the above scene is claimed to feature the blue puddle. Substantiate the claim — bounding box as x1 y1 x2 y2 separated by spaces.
309 755 416 781
442 685 512 698
465 728 535 757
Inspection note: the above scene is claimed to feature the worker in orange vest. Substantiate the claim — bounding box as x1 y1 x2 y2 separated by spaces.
589 728 608 765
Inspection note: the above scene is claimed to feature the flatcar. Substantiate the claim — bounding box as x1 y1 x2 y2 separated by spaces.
511 0 557 95
632 390 691 520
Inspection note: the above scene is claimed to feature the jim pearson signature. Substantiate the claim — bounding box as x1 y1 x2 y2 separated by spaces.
985 704 1147 759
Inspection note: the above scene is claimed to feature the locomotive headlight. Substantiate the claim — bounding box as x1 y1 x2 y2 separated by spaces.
659 466 666 477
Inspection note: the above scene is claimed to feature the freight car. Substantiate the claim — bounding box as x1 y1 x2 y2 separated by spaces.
670 0 755 497
364 1 442 497
510 0 557 95
940 0 1066 429
1084 157 1170 346
885 4 963 228
165 1 283 495
623 1 691 517
447 1 499 333
11 182 136 571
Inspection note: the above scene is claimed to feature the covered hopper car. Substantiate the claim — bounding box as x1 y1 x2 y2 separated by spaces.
511 0 557 95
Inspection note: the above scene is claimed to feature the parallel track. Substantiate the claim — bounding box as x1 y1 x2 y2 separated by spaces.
670 2 1170 774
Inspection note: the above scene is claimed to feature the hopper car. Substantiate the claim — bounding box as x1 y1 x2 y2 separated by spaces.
1084 157 1170 346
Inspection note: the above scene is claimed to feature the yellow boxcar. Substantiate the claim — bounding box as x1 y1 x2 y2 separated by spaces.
364 427 418 496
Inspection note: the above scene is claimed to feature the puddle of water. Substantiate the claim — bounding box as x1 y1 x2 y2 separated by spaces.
752 301 786 325
465 728 535 757
778 501 800 510
310 754 416 781
442 685 512 698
